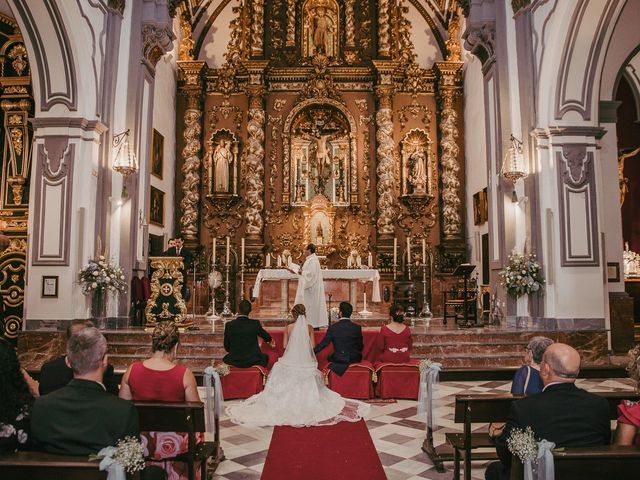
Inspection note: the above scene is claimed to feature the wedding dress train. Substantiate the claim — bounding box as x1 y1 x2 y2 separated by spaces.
225 314 370 427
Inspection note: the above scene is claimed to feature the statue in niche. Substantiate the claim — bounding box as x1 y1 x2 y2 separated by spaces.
408 148 428 194
316 223 324 244
207 131 238 196
213 139 233 192
303 0 338 58
401 129 432 198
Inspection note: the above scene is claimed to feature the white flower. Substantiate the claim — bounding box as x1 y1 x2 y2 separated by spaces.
99 255 105 260
91 282 98 288
0 424 16 437
93 271 99 276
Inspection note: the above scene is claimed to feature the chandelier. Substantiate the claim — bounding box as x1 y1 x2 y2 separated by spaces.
112 129 138 196
500 134 527 202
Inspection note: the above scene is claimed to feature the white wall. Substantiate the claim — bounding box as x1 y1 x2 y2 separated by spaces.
407 3 443 67
197 1 233 66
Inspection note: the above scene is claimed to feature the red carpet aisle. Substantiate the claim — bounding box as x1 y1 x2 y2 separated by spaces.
261 419 387 480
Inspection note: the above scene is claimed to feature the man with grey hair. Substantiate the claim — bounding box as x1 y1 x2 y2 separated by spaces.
485 343 610 480
32 327 139 455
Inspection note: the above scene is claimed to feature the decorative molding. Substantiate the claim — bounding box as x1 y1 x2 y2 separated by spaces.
598 100 621 123
141 21 176 70
32 141 74 265
378 0 391 57
244 86 266 238
530 125 606 140
375 87 395 236
250 0 264 57
463 21 495 69
556 147 599 267
107 0 125 15
179 107 203 241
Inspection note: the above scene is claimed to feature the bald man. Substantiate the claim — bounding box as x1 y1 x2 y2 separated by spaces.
485 343 611 480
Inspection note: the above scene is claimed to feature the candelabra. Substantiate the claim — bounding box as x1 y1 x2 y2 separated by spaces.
239 263 246 300
419 261 433 320
206 261 221 322
393 261 398 281
221 261 233 317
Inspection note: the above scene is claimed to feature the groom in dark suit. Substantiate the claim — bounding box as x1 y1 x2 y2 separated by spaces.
314 301 363 375
485 343 611 480
223 300 274 368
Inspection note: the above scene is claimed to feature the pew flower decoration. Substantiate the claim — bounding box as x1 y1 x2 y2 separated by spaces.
78 255 127 295
499 252 544 299
91 436 145 475
212 363 231 376
419 358 435 373
507 426 538 463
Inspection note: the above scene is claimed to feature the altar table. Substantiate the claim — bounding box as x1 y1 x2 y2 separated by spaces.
252 268 381 316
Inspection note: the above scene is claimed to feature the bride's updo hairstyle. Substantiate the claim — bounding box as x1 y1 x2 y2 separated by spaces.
291 303 306 318
389 304 405 323
152 321 180 353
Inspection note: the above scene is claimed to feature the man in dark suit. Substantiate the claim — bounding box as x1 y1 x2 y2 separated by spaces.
223 299 274 368
39 320 119 395
485 343 611 480
164 236 193 301
314 301 363 375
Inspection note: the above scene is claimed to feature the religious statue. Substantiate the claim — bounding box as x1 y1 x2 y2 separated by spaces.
303 0 338 58
213 139 233 193
408 148 428 194
618 147 640 206
312 7 332 55
316 223 324 244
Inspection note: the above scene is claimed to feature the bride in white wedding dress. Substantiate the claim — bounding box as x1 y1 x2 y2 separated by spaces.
226 304 370 427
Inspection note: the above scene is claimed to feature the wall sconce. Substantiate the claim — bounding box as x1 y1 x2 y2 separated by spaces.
112 129 138 196
500 134 527 202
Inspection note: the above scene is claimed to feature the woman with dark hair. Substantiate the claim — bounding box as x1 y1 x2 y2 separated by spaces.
0 338 34 453
373 304 413 365
119 322 201 480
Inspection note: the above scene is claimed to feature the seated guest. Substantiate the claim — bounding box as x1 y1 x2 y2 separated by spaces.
283 303 315 349
0 338 34 453
39 320 118 395
373 303 412 365
223 299 274 368
511 336 554 396
314 301 363 376
485 343 611 480
119 322 201 480
615 344 640 445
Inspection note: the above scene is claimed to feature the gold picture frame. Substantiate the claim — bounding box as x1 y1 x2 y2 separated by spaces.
149 186 165 226
151 129 164 179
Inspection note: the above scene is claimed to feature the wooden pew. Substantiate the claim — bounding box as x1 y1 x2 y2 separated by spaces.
134 401 223 480
445 391 640 480
0 451 140 480
510 445 640 480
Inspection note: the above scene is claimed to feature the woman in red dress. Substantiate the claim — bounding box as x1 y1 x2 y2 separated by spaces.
615 345 640 445
373 304 412 365
119 322 202 480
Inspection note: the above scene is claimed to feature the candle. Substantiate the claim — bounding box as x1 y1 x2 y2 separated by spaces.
347 256 352 268
363 292 367 311
277 255 282 268
356 255 362 267
266 253 271 268
406 237 411 263
422 238 426 265
241 238 245 265
212 237 216 265
393 237 398 265
225 236 230 264
368 252 373 268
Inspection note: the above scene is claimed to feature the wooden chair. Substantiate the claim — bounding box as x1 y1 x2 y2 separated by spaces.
0 451 140 480
135 401 222 480
510 445 640 480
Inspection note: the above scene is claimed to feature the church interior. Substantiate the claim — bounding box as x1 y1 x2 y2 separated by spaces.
1 0 640 478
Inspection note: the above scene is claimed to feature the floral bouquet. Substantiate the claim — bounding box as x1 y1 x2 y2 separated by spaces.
419 358 436 373
90 435 145 475
329 306 340 322
78 254 127 295
507 426 538 463
499 251 544 299
211 362 231 377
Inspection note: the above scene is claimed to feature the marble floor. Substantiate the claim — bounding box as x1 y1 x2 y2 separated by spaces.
203 377 636 480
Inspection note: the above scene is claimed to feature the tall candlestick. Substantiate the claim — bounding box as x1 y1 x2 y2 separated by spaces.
368 252 373 268
241 238 245 265
266 253 271 268
212 237 216 265
393 237 398 265
225 236 230 264
422 238 426 265
407 237 411 263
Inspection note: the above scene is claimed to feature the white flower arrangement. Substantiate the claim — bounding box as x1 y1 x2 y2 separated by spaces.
90 435 145 474
419 358 435 373
507 426 538 463
78 255 127 295
212 362 231 376
329 306 340 321
499 251 544 299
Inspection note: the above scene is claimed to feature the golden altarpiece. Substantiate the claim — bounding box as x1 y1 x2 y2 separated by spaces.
173 0 466 315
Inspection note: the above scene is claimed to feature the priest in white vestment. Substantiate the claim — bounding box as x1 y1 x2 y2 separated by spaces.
291 244 328 328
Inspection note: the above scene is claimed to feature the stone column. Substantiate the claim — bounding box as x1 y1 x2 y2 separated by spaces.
250 0 264 57
177 61 206 244
378 0 391 57
345 0 355 48
285 0 296 47
245 85 266 239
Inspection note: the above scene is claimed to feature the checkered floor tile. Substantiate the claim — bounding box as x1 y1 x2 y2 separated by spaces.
204 377 636 480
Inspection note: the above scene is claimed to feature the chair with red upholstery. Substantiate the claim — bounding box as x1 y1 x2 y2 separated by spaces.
374 360 420 399
219 365 268 400
324 360 375 399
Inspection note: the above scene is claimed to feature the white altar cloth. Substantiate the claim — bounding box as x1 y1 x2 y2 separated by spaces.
253 268 381 302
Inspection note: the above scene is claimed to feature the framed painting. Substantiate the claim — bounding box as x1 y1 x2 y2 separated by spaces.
150 186 165 226
480 187 489 223
151 129 164 179
607 262 620 283
42 276 58 298
473 192 482 225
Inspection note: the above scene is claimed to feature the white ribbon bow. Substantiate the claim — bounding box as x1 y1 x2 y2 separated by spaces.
97 446 126 480
203 366 224 434
417 362 442 429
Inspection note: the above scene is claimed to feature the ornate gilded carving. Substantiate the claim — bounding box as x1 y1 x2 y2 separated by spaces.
9 128 22 156
250 0 264 57
445 13 462 62
7 175 25 205
398 98 431 131
245 87 266 237
345 0 355 48
400 129 435 199
267 114 282 204
144 257 189 327
208 100 243 131
463 22 496 67
375 88 396 236
378 0 391 56
618 148 640 206
286 0 296 47
8 44 28 76
225 1 248 66
298 54 342 101
359 114 373 217
355 99 368 112
402 63 434 96
141 22 175 68
273 98 288 112
438 86 462 239
392 1 416 66
179 108 202 240
178 14 194 61
302 0 339 58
